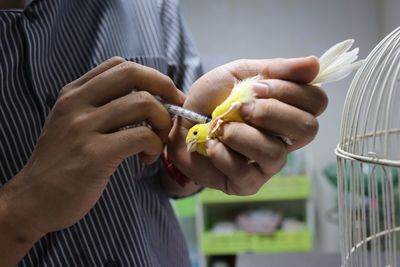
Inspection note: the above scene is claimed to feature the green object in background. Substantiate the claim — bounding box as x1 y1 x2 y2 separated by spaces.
173 196 197 218
200 175 310 203
324 162 399 196
324 162 400 224
201 229 313 255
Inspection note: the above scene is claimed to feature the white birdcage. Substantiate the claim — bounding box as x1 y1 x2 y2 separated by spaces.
336 26 400 267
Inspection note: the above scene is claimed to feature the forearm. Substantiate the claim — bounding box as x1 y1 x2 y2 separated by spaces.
0 177 43 267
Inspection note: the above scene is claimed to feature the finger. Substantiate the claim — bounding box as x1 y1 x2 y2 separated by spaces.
105 126 163 164
95 91 172 142
73 57 126 86
227 56 320 84
251 79 328 116
239 98 319 149
79 61 185 106
205 139 266 196
219 122 288 175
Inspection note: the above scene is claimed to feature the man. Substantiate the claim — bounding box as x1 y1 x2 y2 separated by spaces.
0 0 327 266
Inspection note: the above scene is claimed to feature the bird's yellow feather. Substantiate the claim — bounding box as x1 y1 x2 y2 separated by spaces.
211 75 261 121
186 75 262 156
185 122 211 157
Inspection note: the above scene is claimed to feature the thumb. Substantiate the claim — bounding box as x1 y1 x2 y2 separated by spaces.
265 56 320 84
226 56 320 85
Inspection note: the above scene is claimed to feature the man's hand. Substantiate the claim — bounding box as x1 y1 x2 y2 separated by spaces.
0 57 184 266
168 57 328 195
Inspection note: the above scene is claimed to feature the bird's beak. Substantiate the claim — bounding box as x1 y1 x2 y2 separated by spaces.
186 140 198 153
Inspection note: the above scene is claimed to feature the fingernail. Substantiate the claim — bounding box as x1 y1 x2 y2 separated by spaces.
240 101 254 117
206 139 218 149
252 81 271 97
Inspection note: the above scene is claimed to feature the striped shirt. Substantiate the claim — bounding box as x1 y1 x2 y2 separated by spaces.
0 0 202 266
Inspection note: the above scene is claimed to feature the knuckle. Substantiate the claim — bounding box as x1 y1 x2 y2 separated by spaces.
53 91 76 115
231 178 263 196
236 188 256 196
273 81 290 99
68 113 91 132
136 126 155 140
79 141 97 159
270 154 287 175
316 89 329 114
221 124 239 144
117 61 139 78
228 59 252 75
268 58 286 70
246 188 260 196
135 90 152 101
163 76 175 89
301 115 319 137
262 98 279 118
58 83 74 98
136 126 163 152
231 59 245 67
307 85 328 116
271 57 289 68
265 145 287 174
133 91 154 109
108 56 125 65
226 182 242 196
243 180 263 195
204 141 222 157
273 142 287 161
272 57 285 63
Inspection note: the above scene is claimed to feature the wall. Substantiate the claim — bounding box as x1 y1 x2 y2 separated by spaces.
181 0 381 252
382 0 400 36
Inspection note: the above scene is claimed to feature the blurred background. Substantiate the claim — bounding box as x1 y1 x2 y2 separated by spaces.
172 1 400 266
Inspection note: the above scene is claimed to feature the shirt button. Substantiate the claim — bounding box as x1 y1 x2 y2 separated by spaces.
24 8 37 22
105 260 121 267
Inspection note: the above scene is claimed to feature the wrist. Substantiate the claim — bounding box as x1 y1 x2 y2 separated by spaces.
160 151 204 197
0 175 45 246
161 152 192 187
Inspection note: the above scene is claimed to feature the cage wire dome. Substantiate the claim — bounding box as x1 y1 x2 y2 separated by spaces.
336 26 400 267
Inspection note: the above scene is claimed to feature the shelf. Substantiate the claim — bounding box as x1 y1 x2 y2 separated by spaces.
201 229 313 255
200 175 310 204
172 196 197 218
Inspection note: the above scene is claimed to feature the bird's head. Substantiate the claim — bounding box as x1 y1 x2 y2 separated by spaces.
185 123 210 153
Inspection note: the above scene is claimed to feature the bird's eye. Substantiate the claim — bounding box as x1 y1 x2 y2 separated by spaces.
193 130 198 135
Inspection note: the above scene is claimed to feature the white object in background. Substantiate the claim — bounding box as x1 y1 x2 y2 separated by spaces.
236 209 282 234
210 221 238 234
281 218 306 232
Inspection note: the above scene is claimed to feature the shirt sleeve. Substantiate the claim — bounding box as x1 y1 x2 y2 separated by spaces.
159 0 203 93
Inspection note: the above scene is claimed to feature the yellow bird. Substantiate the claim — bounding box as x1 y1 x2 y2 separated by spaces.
186 122 211 157
186 40 364 157
209 75 261 137
185 76 261 156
